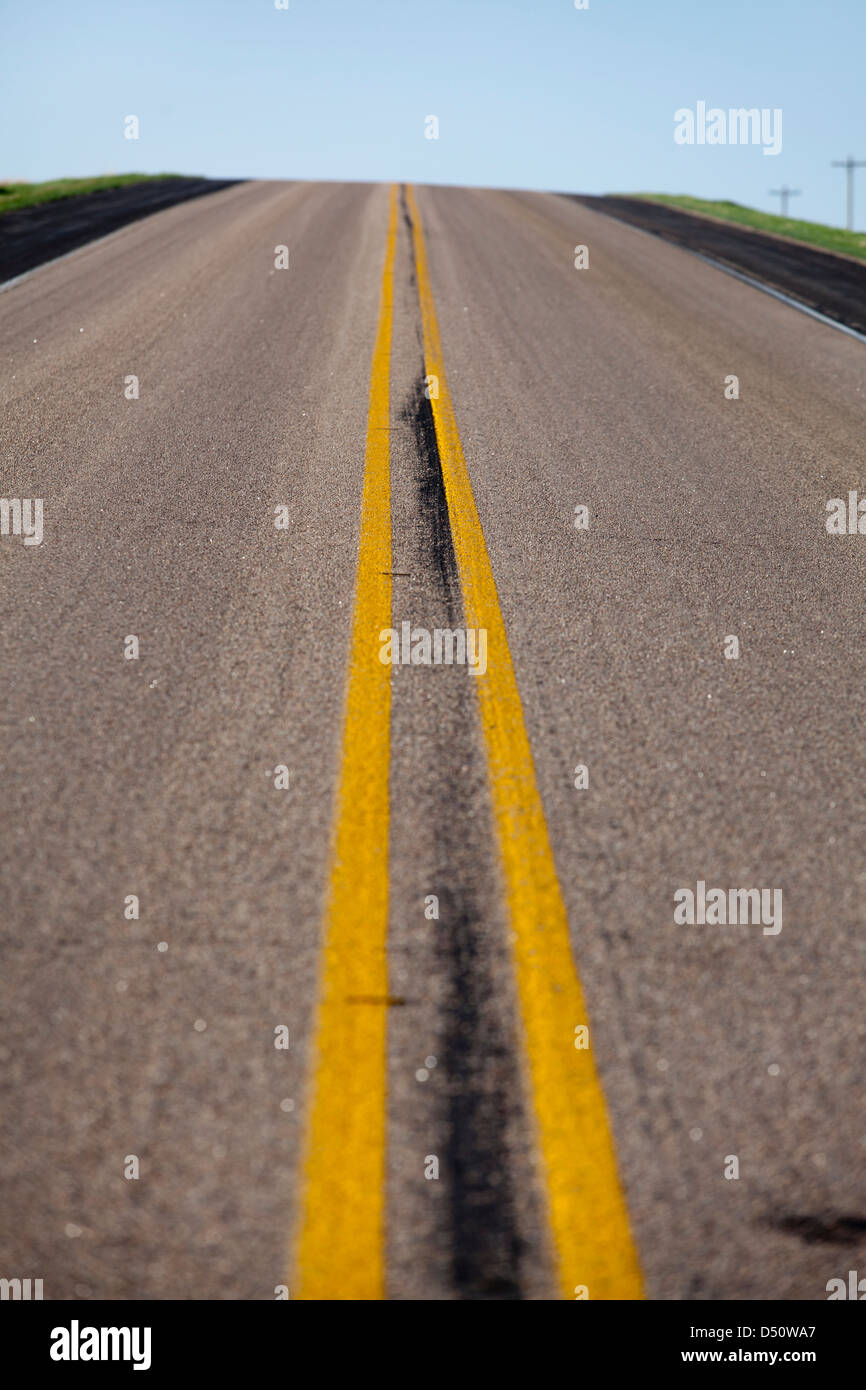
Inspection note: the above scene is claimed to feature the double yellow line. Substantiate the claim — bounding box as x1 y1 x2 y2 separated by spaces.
293 184 643 1301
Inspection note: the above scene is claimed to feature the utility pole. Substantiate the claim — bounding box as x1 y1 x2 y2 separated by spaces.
769 185 801 218
831 155 866 230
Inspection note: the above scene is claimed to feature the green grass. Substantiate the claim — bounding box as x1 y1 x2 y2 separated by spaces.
0 174 192 217
626 193 866 262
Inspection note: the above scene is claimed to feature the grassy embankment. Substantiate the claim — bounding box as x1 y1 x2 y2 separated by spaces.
0 174 190 217
628 193 866 263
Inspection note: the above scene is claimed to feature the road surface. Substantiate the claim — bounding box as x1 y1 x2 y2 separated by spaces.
1 180 864 1301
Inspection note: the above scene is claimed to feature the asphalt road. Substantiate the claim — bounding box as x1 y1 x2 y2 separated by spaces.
0 178 241 283
1 180 864 1302
572 194 866 335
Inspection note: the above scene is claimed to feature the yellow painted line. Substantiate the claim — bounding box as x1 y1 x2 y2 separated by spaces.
405 184 644 1301
292 184 397 1300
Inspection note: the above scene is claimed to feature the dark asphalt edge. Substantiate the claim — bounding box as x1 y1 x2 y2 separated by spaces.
565 194 866 338
0 178 246 284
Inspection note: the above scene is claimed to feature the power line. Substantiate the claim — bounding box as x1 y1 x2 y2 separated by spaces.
830 155 866 230
768 186 801 218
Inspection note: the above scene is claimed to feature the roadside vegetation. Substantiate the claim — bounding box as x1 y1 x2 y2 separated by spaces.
0 174 189 217
629 193 866 262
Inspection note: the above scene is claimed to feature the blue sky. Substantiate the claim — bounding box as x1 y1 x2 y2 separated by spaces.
3 0 865 227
